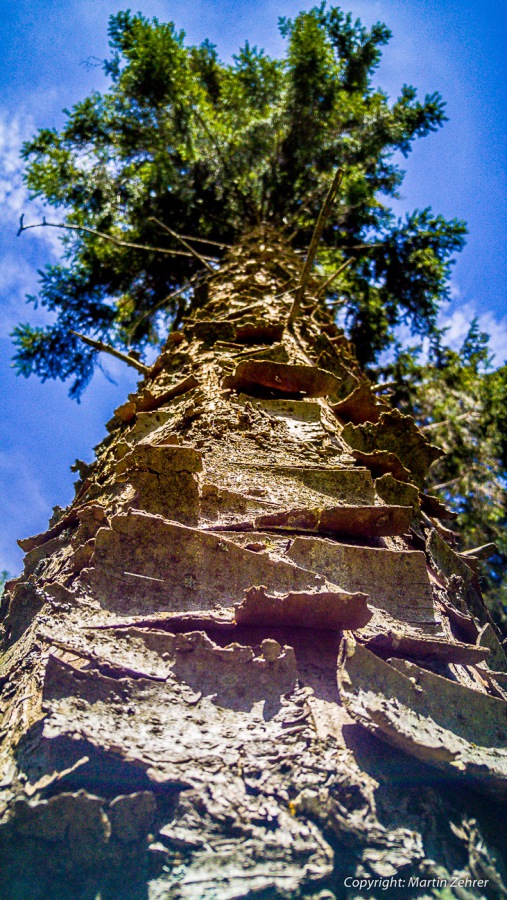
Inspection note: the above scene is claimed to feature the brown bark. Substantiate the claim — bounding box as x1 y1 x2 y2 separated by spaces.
0 228 506 899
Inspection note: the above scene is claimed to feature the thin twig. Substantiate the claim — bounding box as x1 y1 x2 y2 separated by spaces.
127 281 193 344
284 195 321 240
192 109 251 216
432 476 462 491
17 216 218 262
316 257 353 296
71 331 150 375
178 234 232 250
421 412 473 432
325 297 347 309
371 381 396 393
171 294 188 333
283 181 334 236
287 169 343 328
149 217 214 272
347 241 385 251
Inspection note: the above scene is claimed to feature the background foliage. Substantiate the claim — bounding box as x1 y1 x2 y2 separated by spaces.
381 324 507 630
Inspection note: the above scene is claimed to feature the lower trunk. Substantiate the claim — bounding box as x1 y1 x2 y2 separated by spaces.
1 229 506 899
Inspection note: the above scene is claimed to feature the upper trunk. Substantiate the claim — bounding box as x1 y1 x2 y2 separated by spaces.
1 228 506 899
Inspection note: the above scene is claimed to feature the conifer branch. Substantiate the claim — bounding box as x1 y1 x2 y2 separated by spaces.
149 218 215 272
70 331 150 375
287 169 343 327
17 216 218 262
191 110 252 217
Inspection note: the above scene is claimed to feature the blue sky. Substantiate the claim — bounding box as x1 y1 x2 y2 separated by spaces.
1 0 506 575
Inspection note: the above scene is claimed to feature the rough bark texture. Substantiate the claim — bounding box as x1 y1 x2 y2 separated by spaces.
1 229 506 899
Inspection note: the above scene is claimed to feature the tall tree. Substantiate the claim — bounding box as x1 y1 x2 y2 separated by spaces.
2 7 506 898
2 226 507 898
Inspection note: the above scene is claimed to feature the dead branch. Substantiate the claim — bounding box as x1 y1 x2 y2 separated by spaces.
371 381 396 393
71 331 150 375
128 282 193 343
287 169 343 327
316 258 353 296
178 234 232 250
325 297 347 309
432 476 462 491
422 412 473 432
149 218 215 272
460 543 498 560
17 215 218 262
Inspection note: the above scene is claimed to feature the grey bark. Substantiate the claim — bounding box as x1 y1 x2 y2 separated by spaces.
0 229 506 900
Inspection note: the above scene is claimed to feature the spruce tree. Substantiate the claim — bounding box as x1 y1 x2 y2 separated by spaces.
2 7 506 899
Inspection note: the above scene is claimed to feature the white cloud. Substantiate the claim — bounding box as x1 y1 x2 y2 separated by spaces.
448 282 461 301
366 295 507 370
0 111 62 254
0 449 50 576
438 302 507 366
0 111 65 339
0 257 41 338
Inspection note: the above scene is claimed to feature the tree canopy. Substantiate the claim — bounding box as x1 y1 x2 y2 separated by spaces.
14 4 466 398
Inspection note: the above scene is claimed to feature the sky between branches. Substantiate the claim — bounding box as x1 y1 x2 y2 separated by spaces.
0 0 506 575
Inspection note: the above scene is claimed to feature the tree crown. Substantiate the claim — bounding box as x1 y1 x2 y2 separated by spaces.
14 4 466 398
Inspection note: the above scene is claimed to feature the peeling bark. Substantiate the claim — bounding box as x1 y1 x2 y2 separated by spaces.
1 229 506 899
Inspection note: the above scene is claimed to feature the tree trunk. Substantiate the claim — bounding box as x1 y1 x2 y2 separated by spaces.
1 228 506 899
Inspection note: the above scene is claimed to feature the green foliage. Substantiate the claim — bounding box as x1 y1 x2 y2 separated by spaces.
384 323 507 631
0 571 10 599
13 4 466 397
